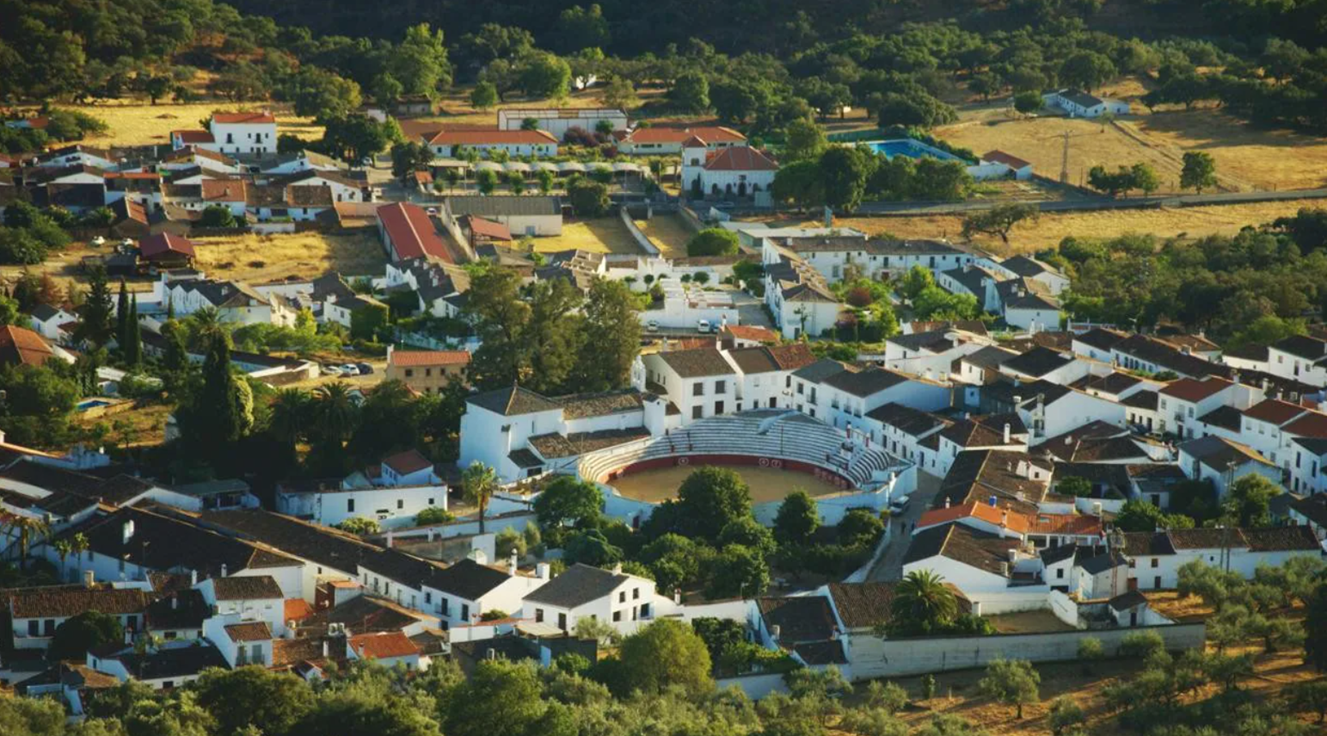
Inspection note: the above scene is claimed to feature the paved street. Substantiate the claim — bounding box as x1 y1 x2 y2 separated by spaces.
868 470 943 582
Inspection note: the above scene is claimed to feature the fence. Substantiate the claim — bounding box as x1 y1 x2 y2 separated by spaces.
846 622 1205 681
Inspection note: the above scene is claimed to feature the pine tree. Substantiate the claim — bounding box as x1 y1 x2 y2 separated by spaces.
189 331 247 451
122 294 141 366
76 265 115 348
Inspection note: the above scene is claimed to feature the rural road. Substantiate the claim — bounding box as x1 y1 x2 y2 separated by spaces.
852 187 1327 217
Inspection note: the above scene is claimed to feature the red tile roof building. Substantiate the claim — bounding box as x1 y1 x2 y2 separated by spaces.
376 202 452 263
0 325 57 367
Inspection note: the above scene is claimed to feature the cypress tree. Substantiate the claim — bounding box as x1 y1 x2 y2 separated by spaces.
123 294 141 366
194 331 244 447
115 279 129 349
76 266 114 348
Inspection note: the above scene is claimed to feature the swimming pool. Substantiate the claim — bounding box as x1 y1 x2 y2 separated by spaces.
76 399 112 412
864 138 961 162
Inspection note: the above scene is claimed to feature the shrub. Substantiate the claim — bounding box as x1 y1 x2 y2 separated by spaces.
1120 630 1165 658
1078 636 1104 674
686 228 739 257
415 507 453 525
567 178 609 217
336 517 380 535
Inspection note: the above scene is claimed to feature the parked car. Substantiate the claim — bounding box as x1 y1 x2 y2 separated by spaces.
426 207 439 216
889 495 911 515
646 320 660 333
339 363 361 376
90 236 105 247
356 362 373 375
697 319 711 333
321 364 344 376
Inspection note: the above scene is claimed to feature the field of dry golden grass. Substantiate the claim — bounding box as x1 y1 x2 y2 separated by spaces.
776 197 1325 255
52 101 322 148
633 214 698 258
191 230 385 283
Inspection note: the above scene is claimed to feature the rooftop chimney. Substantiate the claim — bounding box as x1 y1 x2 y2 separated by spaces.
674 588 681 604
536 562 551 580
190 569 198 586
509 550 518 576
1003 423 1011 444
1000 510 1009 528
322 639 329 658
171 595 178 610
122 520 135 545
612 562 623 575
220 563 228 578
944 497 951 509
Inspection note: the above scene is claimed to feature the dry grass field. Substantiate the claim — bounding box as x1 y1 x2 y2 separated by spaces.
531 217 643 255
75 403 173 447
1122 110 1327 191
191 231 385 283
610 465 847 504
633 214 698 258
777 197 1326 255
52 101 322 148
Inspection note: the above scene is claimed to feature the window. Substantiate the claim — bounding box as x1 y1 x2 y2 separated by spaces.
460 603 470 621
428 498 435 505
397 499 404 510
557 612 567 630
163 680 174 689
441 599 449 616
640 603 651 618
425 368 432 377
535 609 544 623
693 382 704 397
405 369 413 378
633 588 640 600
1150 558 1159 568
619 591 626 603
692 406 703 420
715 401 725 414
1056 568 1065 579
715 381 726 394
348 499 355 513
612 611 622 622
27 621 38 637
164 631 177 640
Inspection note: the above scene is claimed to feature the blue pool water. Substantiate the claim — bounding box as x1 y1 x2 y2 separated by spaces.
865 139 961 162
76 399 112 411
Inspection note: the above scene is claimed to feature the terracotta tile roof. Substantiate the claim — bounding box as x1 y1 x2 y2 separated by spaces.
825 582 897 629
0 325 56 367
656 347 736 378
201 178 247 202
390 349 470 368
1028 512 1102 536
225 622 272 641
1159 376 1232 402
467 385 559 416
350 631 420 659
211 575 283 601
918 501 1030 534
382 449 433 476
704 146 778 171
624 126 745 145
426 128 556 146
722 325 779 342
982 150 1032 169
1282 410 1327 439
460 214 512 241
1243 398 1306 425
172 130 215 143
139 233 196 261
3 585 149 618
376 202 452 263
212 112 276 124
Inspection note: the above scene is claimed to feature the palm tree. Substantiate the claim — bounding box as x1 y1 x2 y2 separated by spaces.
315 382 356 445
462 462 500 534
53 538 73 582
1 514 52 572
890 570 958 634
269 388 311 447
70 532 90 577
187 306 224 349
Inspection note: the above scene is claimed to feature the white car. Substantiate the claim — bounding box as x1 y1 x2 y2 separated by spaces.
321 364 344 376
90 236 106 247
426 207 439 216
697 319 711 333
340 363 361 376
889 495 911 515
646 320 659 333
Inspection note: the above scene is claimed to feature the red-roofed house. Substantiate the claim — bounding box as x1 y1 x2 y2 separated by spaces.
0 325 65 367
459 214 512 247
171 130 216 150
139 233 196 268
1157 376 1261 439
200 179 248 217
376 202 453 263
617 125 746 155
681 144 778 199
208 112 278 155
721 324 780 347
980 150 1033 179
386 346 469 393
424 128 557 158
348 631 423 669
